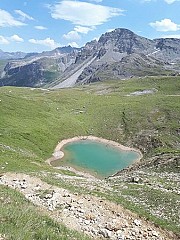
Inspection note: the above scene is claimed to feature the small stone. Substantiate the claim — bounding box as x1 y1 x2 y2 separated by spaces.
99 229 112 238
84 220 90 225
132 177 142 183
44 194 52 199
152 230 159 237
133 219 141 226
78 208 85 213
20 185 27 189
116 230 125 240
117 234 125 240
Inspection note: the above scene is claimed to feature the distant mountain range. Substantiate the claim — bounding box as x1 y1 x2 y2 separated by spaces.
0 49 28 60
0 28 180 88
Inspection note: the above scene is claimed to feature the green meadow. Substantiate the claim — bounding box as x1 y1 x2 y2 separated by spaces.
0 76 180 238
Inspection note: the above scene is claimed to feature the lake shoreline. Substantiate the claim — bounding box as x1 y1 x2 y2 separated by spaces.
46 136 143 168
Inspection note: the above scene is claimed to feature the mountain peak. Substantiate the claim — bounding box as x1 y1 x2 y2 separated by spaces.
99 28 136 41
98 28 153 55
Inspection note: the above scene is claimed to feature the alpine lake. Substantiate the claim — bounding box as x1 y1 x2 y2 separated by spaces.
51 140 141 178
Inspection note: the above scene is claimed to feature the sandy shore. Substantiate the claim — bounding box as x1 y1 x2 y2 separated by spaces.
46 135 143 165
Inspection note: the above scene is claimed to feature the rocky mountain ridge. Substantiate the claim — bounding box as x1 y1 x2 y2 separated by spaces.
0 28 180 88
0 49 30 60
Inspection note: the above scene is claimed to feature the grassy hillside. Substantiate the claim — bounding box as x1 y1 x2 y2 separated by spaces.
0 76 180 238
0 76 179 172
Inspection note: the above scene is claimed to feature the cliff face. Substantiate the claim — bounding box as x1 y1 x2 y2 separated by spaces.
1 29 180 88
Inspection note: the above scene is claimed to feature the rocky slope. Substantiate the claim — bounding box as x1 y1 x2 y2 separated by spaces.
1 172 178 240
0 29 180 88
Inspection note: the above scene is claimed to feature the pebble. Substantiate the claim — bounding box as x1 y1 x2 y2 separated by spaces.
133 219 141 226
99 228 112 238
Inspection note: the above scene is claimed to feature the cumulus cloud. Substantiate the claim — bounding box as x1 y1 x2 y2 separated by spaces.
149 19 180 32
10 34 24 42
68 42 79 48
14 10 34 21
35 25 47 30
63 25 95 41
63 26 95 41
0 36 9 44
63 31 81 40
0 34 24 44
29 37 60 49
48 0 123 27
74 26 95 34
0 9 25 27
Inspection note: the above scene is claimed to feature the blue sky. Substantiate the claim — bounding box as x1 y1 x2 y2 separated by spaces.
0 0 180 52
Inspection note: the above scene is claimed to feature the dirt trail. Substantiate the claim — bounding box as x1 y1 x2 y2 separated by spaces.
0 172 177 240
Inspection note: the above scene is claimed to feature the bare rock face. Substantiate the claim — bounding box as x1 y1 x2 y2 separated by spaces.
98 28 154 55
1 28 180 88
76 29 180 84
154 38 180 61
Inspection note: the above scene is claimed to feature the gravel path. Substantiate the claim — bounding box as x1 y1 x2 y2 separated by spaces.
0 172 177 240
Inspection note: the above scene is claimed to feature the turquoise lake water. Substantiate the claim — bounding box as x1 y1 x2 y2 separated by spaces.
53 140 140 178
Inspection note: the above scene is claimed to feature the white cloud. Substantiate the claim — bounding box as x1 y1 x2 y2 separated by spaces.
0 9 25 27
48 0 123 27
14 10 34 21
29 37 60 49
0 36 9 44
10 34 24 42
63 31 81 40
35 25 47 30
68 42 79 48
0 34 24 44
162 34 180 38
149 19 180 32
74 26 95 34
63 26 95 41
164 0 179 4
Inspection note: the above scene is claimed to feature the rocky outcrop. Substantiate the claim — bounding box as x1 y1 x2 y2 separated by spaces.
1 28 180 87
76 29 179 84
154 38 180 62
